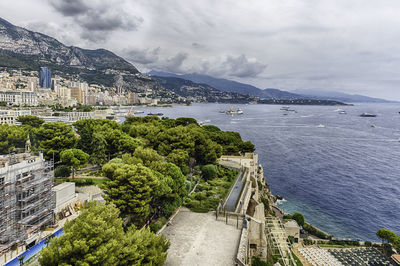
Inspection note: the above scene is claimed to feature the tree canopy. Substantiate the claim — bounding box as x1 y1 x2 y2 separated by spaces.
16 115 44 128
292 212 305 227
32 122 77 160
39 202 169 266
60 148 89 178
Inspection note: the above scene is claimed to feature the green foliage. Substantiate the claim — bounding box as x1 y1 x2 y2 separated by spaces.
252 256 270 266
60 148 89 177
364 241 372 247
149 217 168 233
166 149 189 175
54 165 71 178
292 212 305 227
39 202 168 266
175 117 198 126
55 178 108 186
102 164 159 225
16 115 44 128
303 223 332 239
0 124 28 154
376 228 398 243
201 164 218 180
32 122 77 160
90 132 108 166
185 166 237 212
376 228 400 253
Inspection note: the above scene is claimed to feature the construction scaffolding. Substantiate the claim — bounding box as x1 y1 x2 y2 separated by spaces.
265 216 296 266
0 152 53 255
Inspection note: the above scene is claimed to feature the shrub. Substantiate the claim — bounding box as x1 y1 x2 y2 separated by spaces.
201 164 218 180
364 241 372 247
292 212 305 227
150 217 167 233
54 165 71 178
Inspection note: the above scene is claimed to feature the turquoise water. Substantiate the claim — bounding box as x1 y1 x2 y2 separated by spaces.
127 103 400 241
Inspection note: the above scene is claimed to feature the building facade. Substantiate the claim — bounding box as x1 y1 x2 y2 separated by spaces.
0 153 54 253
0 91 38 106
39 67 51 89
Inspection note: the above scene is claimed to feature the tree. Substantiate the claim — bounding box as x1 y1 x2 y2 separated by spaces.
102 164 159 225
201 164 218 180
132 147 163 167
90 132 108 166
60 148 89 178
376 228 399 244
33 122 77 161
16 115 44 128
54 165 71 178
0 125 28 154
18 255 24 265
120 226 169 265
73 119 120 155
39 202 169 266
292 212 305 227
166 149 189 175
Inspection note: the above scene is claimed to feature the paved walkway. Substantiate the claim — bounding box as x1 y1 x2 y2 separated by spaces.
162 208 241 266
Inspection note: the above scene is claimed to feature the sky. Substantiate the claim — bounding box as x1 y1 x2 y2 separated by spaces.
1 0 400 100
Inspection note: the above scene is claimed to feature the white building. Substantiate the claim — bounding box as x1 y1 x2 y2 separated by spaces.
52 182 78 220
0 91 38 106
0 153 54 253
0 109 32 125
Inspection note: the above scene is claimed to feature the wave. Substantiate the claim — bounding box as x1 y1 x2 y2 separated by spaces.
276 198 287 205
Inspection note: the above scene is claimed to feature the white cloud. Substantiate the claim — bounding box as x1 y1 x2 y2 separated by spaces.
1 0 400 99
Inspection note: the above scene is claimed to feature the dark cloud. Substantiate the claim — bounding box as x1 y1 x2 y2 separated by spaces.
193 55 267 78
123 47 161 65
49 0 142 41
162 52 188 73
221 54 267 78
49 0 87 16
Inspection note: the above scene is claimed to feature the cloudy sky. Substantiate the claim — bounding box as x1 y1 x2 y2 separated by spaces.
1 0 400 100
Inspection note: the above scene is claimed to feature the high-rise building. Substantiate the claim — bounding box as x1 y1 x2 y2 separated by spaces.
39 67 51 88
70 87 84 104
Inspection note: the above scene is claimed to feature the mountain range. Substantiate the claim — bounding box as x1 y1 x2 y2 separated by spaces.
149 71 304 100
292 89 395 103
0 17 390 104
149 71 392 103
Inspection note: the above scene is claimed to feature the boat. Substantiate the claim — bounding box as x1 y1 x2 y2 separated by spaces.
338 110 347 114
316 124 325 128
226 106 243 115
219 110 226 113
280 106 290 111
133 110 144 114
147 113 163 116
371 124 376 128
360 113 377 117
334 108 344 112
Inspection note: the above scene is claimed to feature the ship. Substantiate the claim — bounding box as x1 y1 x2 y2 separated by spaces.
226 106 243 115
147 113 163 116
360 113 377 117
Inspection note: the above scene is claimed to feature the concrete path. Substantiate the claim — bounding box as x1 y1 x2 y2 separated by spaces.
162 208 241 266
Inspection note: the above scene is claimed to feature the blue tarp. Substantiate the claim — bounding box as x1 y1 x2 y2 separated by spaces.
5 227 63 266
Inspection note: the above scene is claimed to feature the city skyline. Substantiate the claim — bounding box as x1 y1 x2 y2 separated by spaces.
1 1 400 100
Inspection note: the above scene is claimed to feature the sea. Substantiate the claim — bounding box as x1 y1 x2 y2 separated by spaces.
122 103 400 241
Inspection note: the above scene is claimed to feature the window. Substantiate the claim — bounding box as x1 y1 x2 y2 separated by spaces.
0 177 4 186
